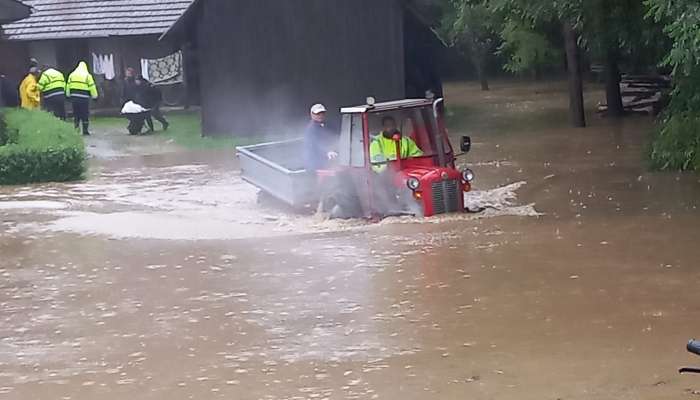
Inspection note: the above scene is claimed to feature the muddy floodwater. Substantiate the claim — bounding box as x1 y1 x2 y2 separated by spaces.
2 81 700 400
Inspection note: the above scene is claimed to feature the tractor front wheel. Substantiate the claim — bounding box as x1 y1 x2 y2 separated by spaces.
318 174 362 219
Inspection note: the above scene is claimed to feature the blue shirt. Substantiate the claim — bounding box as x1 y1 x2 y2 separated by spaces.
303 121 337 172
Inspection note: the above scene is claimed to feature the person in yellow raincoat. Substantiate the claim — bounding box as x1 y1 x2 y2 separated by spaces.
19 67 41 110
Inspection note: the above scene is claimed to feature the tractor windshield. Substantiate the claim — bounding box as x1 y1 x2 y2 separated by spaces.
367 106 450 165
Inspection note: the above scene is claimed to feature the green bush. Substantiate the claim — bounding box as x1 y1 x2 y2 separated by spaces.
0 110 18 146
0 109 86 185
649 112 700 170
646 1 700 171
649 71 700 170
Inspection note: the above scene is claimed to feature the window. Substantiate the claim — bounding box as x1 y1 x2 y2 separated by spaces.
338 114 366 167
367 107 439 157
350 115 365 167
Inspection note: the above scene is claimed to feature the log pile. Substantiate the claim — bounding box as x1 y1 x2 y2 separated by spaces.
597 75 671 116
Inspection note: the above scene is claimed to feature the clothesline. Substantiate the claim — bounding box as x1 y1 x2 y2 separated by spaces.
91 53 115 80
90 51 183 84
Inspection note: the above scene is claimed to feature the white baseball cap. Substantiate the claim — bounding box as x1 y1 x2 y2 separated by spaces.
310 104 327 114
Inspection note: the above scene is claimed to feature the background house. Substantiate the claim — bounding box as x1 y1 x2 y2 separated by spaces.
0 0 29 23
1 0 193 107
0 0 30 88
164 0 447 137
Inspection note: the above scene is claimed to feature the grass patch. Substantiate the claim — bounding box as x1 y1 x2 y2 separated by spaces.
156 112 245 150
0 109 86 185
93 111 258 150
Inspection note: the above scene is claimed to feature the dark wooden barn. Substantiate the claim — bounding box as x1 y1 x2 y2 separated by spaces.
164 0 445 137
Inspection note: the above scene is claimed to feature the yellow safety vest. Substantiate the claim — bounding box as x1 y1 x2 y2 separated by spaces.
66 62 98 99
37 68 66 98
369 133 424 172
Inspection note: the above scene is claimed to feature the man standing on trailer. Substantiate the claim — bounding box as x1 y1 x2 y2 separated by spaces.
303 103 338 173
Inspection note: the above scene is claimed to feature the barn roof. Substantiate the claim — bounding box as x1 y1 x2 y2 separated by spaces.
0 0 30 24
2 0 193 41
160 0 441 43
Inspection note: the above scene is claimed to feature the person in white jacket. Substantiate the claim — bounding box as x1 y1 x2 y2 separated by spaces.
121 101 149 135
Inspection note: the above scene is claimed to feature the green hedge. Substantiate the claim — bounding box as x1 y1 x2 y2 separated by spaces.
0 109 86 185
0 110 18 146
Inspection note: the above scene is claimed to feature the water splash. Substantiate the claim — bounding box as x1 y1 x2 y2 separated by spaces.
465 181 541 217
3 163 538 240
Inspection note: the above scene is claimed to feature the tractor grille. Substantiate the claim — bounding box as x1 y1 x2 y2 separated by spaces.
431 179 460 215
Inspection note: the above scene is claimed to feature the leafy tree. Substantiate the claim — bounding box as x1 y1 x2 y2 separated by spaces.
584 0 625 116
489 0 659 122
646 0 700 170
582 0 663 117
492 0 587 127
498 19 562 79
439 0 666 128
439 0 500 91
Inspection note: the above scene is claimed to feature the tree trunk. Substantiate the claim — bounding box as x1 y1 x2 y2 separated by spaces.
477 60 489 91
533 65 542 81
604 50 624 117
469 43 490 91
563 23 586 128
480 75 490 91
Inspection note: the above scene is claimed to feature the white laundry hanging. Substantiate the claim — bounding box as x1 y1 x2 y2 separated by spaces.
140 59 150 80
91 53 103 75
91 53 115 79
102 54 115 80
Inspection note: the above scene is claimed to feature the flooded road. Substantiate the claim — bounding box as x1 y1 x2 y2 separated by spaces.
2 81 700 399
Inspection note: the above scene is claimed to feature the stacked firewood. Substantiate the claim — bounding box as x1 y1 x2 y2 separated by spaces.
598 75 671 116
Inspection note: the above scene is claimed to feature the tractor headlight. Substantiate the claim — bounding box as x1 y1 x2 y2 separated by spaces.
462 169 475 182
407 177 421 190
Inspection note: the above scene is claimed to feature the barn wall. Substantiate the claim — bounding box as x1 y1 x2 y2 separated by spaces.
198 0 405 136
404 10 443 98
0 39 28 81
28 41 58 67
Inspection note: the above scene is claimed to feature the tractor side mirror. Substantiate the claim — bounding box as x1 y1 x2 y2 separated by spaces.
460 136 471 153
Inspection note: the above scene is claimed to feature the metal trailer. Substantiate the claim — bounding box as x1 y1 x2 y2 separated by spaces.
236 139 318 208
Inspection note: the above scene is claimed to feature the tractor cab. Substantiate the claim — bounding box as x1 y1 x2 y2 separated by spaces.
329 96 474 218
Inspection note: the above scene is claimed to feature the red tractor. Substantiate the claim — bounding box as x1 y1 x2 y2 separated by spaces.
237 96 474 218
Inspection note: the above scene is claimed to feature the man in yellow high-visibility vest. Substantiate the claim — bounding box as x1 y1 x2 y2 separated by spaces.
369 116 423 173
66 61 98 136
37 66 66 120
368 116 424 215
